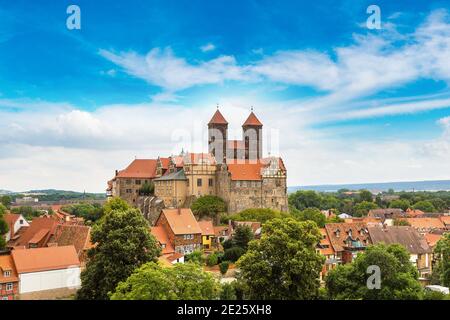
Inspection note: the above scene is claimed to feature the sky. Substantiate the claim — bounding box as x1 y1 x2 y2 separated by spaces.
1 0 450 192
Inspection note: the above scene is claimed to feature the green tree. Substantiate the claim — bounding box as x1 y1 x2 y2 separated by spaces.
0 204 9 249
393 219 410 226
389 199 410 211
206 253 219 266
139 181 155 196
353 201 378 217
110 262 220 300
433 233 450 287
233 225 254 250
237 218 324 299
326 243 422 300
220 282 237 300
358 190 373 203
62 203 103 222
0 195 12 208
413 200 436 212
191 195 226 219
219 261 230 275
296 208 326 227
185 250 204 264
223 247 245 262
76 207 160 300
224 208 289 224
288 190 322 211
430 198 447 212
103 197 130 215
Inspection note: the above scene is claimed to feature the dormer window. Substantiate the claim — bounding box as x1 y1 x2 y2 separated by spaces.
335 229 340 238
4 270 11 277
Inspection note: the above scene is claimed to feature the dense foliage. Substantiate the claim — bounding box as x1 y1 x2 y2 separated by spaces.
223 208 290 224
237 218 324 299
325 244 423 300
76 203 160 300
10 206 52 221
61 203 103 222
110 262 221 300
191 195 226 219
0 204 9 249
432 233 450 287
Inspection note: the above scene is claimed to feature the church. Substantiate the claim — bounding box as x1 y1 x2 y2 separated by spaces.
107 109 288 219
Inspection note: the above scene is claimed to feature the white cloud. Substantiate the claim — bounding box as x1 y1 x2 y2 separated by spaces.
200 43 216 52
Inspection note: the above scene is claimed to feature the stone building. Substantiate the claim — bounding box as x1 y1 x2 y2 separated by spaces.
108 109 288 214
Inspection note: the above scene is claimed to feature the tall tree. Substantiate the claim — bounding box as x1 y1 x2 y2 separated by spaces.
389 199 410 211
296 208 326 227
0 195 12 208
76 207 160 300
237 218 324 299
433 233 450 287
288 190 322 211
412 200 436 213
191 195 226 219
326 243 423 300
110 262 220 300
353 201 378 217
233 225 254 250
358 190 373 203
0 204 9 249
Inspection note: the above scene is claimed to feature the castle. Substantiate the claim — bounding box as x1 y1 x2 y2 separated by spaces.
107 109 288 217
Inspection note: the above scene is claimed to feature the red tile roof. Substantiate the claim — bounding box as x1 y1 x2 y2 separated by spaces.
9 217 58 248
11 245 80 273
227 161 264 181
325 222 370 252
48 224 92 257
439 216 450 226
208 110 228 125
166 252 184 262
318 228 335 256
198 220 215 236
4 213 21 227
424 233 443 248
0 254 19 283
116 159 158 178
161 208 202 235
159 157 170 169
404 218 445 230
150 226 174 255
243 112 263 127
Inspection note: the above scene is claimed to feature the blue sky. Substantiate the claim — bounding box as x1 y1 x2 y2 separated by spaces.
1 1 450 192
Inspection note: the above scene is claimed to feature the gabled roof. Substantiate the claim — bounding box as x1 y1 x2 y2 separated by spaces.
11 245 80 274
439 215 450 226
158 157 170 169
0 254 19 283
325 222 370 252
48 224 92 257
367 226 431 254
404 218 445 230
4 213 21 226
160 209 202 235
154 169 187 181
424 233 442 248
116 159 158 179
243 112 263 127
318 228 335 256
9 216 58 248
198 220 215 236
150 226 174 255
208 110 228 125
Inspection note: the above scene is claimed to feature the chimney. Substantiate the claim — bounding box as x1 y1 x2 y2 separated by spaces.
115 170 118 176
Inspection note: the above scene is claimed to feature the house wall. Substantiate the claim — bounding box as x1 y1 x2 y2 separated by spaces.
154 180 187 208
184 163 216 197
0 281 19 300
114 177 152 206
18 267 81 294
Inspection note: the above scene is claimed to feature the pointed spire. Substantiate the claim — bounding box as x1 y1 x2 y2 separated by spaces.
208 109 228 125
243 111 263 127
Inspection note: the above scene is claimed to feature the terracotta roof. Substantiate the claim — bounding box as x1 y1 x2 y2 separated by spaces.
214 226 229 237
368 208 405 219
439 216 450 226
368 226 431 254
116 159 158 178
345 217 383 226
150 226 174 255
172 156 184 168
28 228 50 244
161 209 202 235
406 208 425 217
166 252 184 262
243 112 263 127
11 245 80 274
227 161 264 181
404 218 445 230
424 233 443 248
208 110 228 125
198 220 215 236
0 254 19 283
159 157 170 169
227 140 245 150
184 153 216 165
9 216 58 248
318 228 335 256
325 222 370 252
48 224 92 257
4 213 21 227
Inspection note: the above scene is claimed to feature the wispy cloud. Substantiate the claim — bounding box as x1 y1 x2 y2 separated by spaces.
200 43 216 52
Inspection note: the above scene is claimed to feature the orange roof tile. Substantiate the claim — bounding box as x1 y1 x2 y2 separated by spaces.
159 157 170 169
198 220 215 236
227 161 264 181
208 110 228 125
116 159 158 178
11 245 80 273
325 222 370 252
424 233 443 247
150 226 174 255
404 218 445 230
48 224 92 257
243 112 263 127
439 216 450 225
318 228 335 256
28 228 50 244
4 213 21 227
166 252 184 262
9 217 58 248
161 209 202 235
0 254 19 283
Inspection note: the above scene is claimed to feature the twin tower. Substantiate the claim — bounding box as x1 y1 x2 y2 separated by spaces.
208 109 263 163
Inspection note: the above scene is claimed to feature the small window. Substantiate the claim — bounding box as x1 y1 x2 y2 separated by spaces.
19 220 24 225
4 271 11 277
208 179 213 187
126 179 131 184
6 283 13 291
135 180 141 185
197 179 202 187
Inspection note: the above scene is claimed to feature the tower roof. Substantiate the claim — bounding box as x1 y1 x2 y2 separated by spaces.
243 112 263 127
208 110 228 125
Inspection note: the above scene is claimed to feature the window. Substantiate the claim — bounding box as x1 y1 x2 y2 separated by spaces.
161 244 166 249
126 179 131 184
4 270 11 277
126 189 132 193
197 178 202 187
135 180 141 185
2 297 8 300
6 283 13 291
208 178 213 187
19 219 24 225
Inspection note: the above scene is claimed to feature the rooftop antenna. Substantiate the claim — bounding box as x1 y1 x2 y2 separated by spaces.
251 106 254 112
216 103 219 110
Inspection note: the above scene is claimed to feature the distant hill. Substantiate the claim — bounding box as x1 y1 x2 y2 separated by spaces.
2 189 106 202
288 179 450 193
0 189 12 195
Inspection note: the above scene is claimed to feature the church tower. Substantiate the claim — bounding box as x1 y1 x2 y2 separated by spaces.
208 109 228 163
242 110 263 160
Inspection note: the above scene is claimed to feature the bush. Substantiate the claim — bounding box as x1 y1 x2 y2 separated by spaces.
206 253 219 266
223 246 245 262
222 239 233 250
185 250 204 264
219 261 230 275
220 282 237 300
